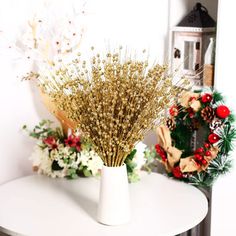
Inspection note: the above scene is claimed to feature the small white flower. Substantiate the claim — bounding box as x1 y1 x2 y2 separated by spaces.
87 151 103 176
79 150 91 166
133 142 147 170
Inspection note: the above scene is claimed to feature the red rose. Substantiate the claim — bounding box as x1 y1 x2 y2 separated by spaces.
201 93 212 103
208 133 220 144
216 105 230 119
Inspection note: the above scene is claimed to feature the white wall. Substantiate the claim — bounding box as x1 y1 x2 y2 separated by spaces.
0 0 169 184
212 0 236 235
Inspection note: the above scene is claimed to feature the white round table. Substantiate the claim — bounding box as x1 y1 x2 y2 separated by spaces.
0 172 208 236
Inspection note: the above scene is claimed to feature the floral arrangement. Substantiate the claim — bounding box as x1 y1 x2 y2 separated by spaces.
38 47 189 167
24 120 152 182
155 90 236 187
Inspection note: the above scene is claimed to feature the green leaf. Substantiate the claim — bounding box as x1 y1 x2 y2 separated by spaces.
83 168 92 177
213 91 224 103
51 161 63 171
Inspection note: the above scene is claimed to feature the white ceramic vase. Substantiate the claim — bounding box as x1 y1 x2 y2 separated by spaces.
97 164 130 225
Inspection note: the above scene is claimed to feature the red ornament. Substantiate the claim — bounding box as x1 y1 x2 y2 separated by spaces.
205 151 212 156
216 105 230 119
169 105 178 116
208 133 220 144
201 93 213 103
172 166 183 179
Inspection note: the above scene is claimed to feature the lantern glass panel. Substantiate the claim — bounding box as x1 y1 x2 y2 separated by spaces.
184 41 194 70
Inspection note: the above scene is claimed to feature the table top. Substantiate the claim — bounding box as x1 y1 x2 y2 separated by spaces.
0 172 208 236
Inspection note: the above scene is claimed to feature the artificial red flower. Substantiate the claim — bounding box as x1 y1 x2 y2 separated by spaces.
73 137 81 152
65 135 81 152
65 135 75 147
201 93 213 103
216 105 230 119
172 166 183 179
43 136 58 149
169 105 178 117
208 133 220 144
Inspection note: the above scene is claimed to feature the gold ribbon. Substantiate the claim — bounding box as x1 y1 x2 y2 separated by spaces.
156 125 219 173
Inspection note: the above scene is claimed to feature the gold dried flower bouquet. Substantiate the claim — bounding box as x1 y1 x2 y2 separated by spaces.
40 48 188 167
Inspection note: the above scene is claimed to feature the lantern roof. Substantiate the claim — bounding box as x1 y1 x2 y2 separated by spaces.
177 2 216 28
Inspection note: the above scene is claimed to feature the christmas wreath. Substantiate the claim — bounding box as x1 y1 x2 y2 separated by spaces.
155 90 236 187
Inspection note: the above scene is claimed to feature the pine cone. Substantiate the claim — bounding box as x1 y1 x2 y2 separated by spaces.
201 106 215 123
166 118 176 130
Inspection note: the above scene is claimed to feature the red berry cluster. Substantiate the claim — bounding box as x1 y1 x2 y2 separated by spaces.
172 166 183 179
155 144 167 162
193 143 212 166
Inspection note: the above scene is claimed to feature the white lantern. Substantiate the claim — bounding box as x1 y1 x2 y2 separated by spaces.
171 3 216 88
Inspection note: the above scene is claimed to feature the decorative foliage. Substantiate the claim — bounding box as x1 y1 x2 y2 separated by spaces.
155 90 235 187
38 48 189 167
24 120 152 182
